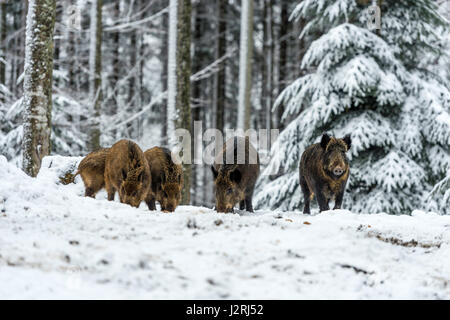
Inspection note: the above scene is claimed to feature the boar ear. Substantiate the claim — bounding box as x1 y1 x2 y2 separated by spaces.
229 169 242 184
320 133 331 149
343 134 352 151
121 169 127 180
211 166 218 180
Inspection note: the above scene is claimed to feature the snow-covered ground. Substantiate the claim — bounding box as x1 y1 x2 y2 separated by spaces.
0 155 449 299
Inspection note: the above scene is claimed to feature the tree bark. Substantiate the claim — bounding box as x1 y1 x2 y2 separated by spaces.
215 0 227 133
260 0 273 131
176 0 192 205
277 0 288 131
22 0 56 177
88 0 102 151
111 0 120 119
167 0 178 147
160 8 169 146
237 0 253 131
0 2 6 87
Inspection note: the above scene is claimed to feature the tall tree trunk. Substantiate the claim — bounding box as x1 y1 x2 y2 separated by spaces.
66 0 76 90
176 0 192 205
22 0 56 177
89 0 102 151
53 4 61 87
129 31 136 105
237 0 253 130
191 3 202 206
110 0 120 138
215 0 227 133
160 9 169 146
15 1 28 96
167 0 178 147
277 0 288 131
0 2 6 88
260 0 273 131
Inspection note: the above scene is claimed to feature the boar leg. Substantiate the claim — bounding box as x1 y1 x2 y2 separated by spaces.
300 175 311 214
239 200 245 210
315 189 330 212
245 197 254 213
105 184 116 201
333 190 345 210
243 188 254 212
145 195 156 211
85 187 95 198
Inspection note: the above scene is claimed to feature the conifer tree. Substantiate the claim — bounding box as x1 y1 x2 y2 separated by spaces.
255 0 450 214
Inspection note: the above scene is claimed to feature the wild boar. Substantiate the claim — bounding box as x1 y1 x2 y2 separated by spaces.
73 148 110 197
211 136 260 213
144 147 183 212
299 133 351 214
104 139 151 208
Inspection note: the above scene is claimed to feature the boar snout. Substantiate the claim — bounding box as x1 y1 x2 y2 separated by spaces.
333 167 344 176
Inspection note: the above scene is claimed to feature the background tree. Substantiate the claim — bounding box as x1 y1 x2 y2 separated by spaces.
255 0 450 214
175 0 192 204
22 0 56 177
237 0 253 131
88 0 102 151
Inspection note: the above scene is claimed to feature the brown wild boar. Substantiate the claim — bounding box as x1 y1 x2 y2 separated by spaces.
211 136 260 213
73 148 110 197
104 139 151 208
300 133 351 214
144 147 183 212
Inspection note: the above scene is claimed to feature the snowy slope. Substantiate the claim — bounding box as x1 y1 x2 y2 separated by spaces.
0 155 449 299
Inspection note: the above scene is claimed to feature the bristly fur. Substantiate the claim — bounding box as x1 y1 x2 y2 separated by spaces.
73 148 110 197
212 136 260 213
144 147 183 212
104 139 151 208
300 133 351 214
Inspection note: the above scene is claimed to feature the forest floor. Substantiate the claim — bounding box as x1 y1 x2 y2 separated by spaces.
0 155 449 299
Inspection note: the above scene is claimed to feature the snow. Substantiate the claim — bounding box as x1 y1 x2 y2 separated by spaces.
1 155 450 299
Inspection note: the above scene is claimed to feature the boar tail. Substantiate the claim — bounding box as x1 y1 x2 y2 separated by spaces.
59 170 80 185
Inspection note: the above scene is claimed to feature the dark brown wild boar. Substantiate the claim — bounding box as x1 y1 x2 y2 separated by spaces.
104 139 151 208
211 136 260 213
144 147 183 212
73 148 110 197
300 133 351 214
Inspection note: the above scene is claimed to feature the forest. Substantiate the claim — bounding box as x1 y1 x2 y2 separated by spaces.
0 0 449 214
1 0 450 300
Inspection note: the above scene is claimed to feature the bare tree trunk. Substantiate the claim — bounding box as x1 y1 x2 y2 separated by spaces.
215 0 227 133
111 0 120 120
167 0 178 147
191 3 202 206
88 0 102 151
53 3 61 87
237 0 253 130
260 0 273 131
277 0 288 131
160 9 169 146
0 2 6 88
22 0 56 177
176 0 192 205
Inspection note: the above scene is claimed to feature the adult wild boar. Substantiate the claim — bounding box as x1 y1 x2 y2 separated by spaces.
73 148 110 197
144 147 183 212
104 139 151 208
300 133 351 214
211 136 260 213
